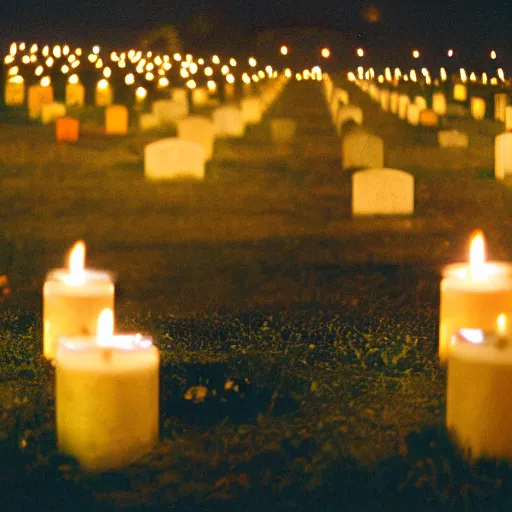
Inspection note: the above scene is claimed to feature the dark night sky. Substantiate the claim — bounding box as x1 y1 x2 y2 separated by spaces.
1 0 511 63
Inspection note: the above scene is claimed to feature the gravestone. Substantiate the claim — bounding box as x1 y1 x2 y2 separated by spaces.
453 84 467 102
390 92 399 114
41 102 66 124
506 106 512 132
495 93 508 123
432 93 447 116
398 95 410 119
177 116 215 160
438 130 469 148
139 113 160 132
414 96 427 111
95 84 113 107
380 90 390 111
28 85 54 119
470 97 486 120
270 118 296 143
212 106 245 137
419 109 439 127
152 100 189 124
192 87 209 107
342 130 384 170
66 83 85 107
407 104 420 126
336 106 363 134
494 132 512 180
172 88 188 105
5 78 24 106
144 138 206 180
352 168 414 216
56 117 79 142
241 97 263 124
105 105 129 135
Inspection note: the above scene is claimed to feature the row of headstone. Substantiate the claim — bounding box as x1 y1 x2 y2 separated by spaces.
143 76 290 180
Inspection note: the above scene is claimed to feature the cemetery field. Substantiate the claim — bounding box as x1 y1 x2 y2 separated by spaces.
2 79 512 510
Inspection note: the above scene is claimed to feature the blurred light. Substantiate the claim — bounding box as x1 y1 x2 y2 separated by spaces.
280 45 288 55
40 76 51 87
460 68 467 82
63 45 70 56
46 57 54 67
482 72 488 85
92 45 100 55
103 67 112 78
226 73 235 83
35 65 44 76
448 49 454 57
53 45 62 58
205 66 213 76
347 71 356 81
42 45 50 57
76 48 82 56
295 73 302 81
95 58 103 69
207 80 217 92
8 66 19 76
229 58 237 66
470 72 477 82
9 42 17 56
491 50 497 60
22 55 30 64
61 64 70 74
440 67 447 81
174 53 182 61
125 73 135 85
189 62 198 74
491 77 498 85
180 68 189 78
186 79 197 89
71 60 80 68
135 87 147 101
212 55 220 64
284 68 292 78
88 54 98 63
145 72 155 81
97 79 109 90
248 57 257 67
242 72 251 84
321 48 331 58
198 58 204 65
356 48 364 57
221 65 229 75
412 50 420 59
158 77 169 88
498 68 505 81
30 44 38 54
69 74 79 85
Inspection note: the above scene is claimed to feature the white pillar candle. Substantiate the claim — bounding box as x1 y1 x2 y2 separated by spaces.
447 323 512 459
43 241 115 359
439 231 512 362
55 310 159 471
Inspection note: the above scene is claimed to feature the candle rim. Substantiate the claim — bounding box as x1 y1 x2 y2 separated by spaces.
442 261 512 280
46 267 116 283
57 334 154 353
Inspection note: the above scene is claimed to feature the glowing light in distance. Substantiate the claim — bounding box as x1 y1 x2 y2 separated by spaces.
280 45 288 55
321 47 331 58
207 80 217 92
35 65 44 76
69 74 79 85
186 79 197 89
158 77 169 88
97 79 109 90
447 49 454 57
491 50 497 60
229 58 237 66
180 68 189 78
248 57 257 67
53 45 62 58
212 55 220 64
173 53 182 61
92 45 100 55
145 72 154 81
226 73 235 83
412 50 420 59
61 65 70 74
40 76 51 87
135 87 147 100
103 67 112 78
357 48 364 57
205 66 213 76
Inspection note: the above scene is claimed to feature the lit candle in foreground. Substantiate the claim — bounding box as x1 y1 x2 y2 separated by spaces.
43 241 115 359
447 315 512 459
56 309 159 471
439 231 512 362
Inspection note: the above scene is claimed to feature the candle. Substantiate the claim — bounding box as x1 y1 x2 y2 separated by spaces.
439 231 512 362
55 309 159 471
447 316 512 459
43 241 115 359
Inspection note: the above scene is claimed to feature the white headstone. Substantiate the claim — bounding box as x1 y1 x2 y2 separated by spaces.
470 97 486 120
172 88 188 105
407 104 420 126
380 90 390 112
139 113 160 131
192 87 209 107
398 95 410 119
336 106 363 134
438 130 469 148
342 130 384 170
177 116 215 160
495 93 508 123
212 106 245 137
144 138 206 180
414 96 427 111
352 168 414 216
152 100 189 124
390 92 399 114
506 106 512 132
453 84 467 102
494 133 512 180
241 97 263 124
41 102 66 125
432 93 447 116
270 118 296 143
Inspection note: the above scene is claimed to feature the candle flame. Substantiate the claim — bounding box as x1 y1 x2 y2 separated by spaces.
97 308 114 345
469 230 486 279
68 240 86 273
497 313 508 336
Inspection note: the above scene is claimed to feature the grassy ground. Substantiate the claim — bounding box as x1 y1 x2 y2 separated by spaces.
2 78 512 510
